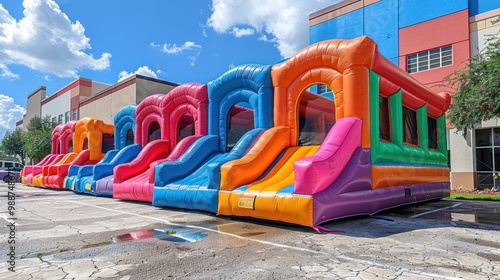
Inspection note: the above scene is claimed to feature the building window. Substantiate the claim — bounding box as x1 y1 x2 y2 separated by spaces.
475 128 500 190
58 114 63 124
317 84 332 95
407 46 452 73
72 109 77 120
65 111 70 123
52 117 57 126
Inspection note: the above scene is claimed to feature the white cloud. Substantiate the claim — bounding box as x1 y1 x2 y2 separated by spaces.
0 0 111 78
231 27 254 37
151 41 202 55
0 94 26 140
118 66 158 82
0 64 19 80
207 0 341 58
151 40 203 66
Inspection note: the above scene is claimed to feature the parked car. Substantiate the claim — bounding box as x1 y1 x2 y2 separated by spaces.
0 161 24 169
0 167 22 183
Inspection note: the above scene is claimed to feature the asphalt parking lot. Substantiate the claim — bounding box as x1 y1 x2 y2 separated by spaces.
1 183 500 279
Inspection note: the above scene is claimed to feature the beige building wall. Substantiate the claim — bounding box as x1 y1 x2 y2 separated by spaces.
449 10 500 191
449 129 475 190
23 87 46 130
469 9 500 56
79 82 136 124
91 81 110 96
135 76 177 104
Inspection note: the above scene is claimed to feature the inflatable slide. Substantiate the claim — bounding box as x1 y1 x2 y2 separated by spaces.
63 105 140 195
111 83 209 202
217 36 451 231
152 64 274 213
38 117 114 189
31 121 77 187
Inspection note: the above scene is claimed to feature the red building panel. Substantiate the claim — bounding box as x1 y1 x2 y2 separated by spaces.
399 10 470 90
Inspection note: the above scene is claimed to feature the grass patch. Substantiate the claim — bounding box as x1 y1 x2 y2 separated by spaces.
449 192 500 201
59 248 69 252
36 253 43 259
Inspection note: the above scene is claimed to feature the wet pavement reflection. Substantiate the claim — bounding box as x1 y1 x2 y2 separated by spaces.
113 225 208 243
383 200 500 226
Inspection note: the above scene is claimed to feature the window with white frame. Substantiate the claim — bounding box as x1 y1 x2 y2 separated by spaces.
317 84 332 95
407 46 452 73
475 128 500 190
65 111 70 123
72 109 77 120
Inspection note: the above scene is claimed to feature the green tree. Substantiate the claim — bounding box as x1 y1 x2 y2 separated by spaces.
22 116 56 164
445 32 500 134
0 128 26 164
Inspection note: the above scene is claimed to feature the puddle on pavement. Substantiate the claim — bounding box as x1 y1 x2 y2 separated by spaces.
416 210 500 226
113 226 208 243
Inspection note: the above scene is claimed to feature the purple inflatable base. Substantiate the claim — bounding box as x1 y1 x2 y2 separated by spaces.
95 175 114 197
309 148 450 226
313 182 450 226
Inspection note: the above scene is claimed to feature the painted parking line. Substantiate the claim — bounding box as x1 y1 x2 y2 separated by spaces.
1 213 21 225
65 199 462 280
409 202 462 219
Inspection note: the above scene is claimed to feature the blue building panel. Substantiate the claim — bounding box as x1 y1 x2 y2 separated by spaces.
469 0 500 16
364 0 399 62
399 0 468 28
310 9 364 44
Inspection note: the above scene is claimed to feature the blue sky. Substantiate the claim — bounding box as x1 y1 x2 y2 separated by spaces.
0 0 340 139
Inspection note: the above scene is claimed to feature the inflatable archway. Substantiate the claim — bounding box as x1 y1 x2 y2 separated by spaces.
152 64 274 213
218 36 451 230
113 83 209 202
42 117 114 189
134 94 168 146
64 105 140 194
30 120 77 186
60 120 77 153
51 125 63 154
72 117 115 160
114 105 137 150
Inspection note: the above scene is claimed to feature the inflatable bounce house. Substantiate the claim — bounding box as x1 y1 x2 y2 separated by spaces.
63 105 140 195
22 123 65 184
110 83 208 202
31 121 77 187
26 36 451 231
93 94 175 197
152 64 274 212
33 117 114 189
216 36 450 231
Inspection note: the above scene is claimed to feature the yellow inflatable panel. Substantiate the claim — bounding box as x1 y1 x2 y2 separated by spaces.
218 146 319 226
